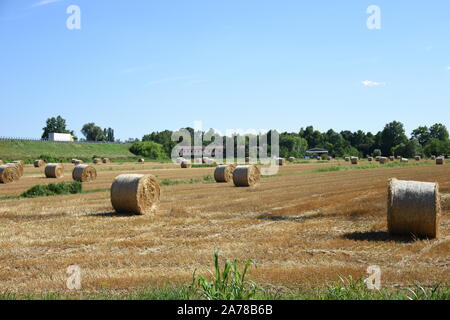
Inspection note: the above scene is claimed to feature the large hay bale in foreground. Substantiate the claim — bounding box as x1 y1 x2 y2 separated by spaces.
214 164 236 183
387 178 440 238
111 174 160 215
233 165 261 187
34 159 45 168
436 157 444 165
181 160 192 168
102 158 110 164
72 164 97 182
350 157 358 165
45 163 64 178
0 165 20 184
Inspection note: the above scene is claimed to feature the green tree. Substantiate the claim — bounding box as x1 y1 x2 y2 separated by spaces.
411 126 430 146
81 123 106 141
103 128 115 142
380 121 408 155
392 139 423 158
143 130 176 156
423 139 450 157
41 115 75 140
429 123 449 141
279 133 308 158
129 141 168 159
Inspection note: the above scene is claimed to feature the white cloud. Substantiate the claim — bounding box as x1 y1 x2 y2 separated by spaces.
31 0 62 8
362 80 383 87
447 66 450 70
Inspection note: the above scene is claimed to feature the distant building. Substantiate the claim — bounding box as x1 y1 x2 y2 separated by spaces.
48 133 73 142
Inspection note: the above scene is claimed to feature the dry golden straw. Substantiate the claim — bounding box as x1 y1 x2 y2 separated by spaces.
0 165 20 184
11 160 24 177
110 174 160 215
181 160 192 168
45 163 64 178
233 165 261 187
72 164 97 182
34 159 45 168
387 178 440 239
214 164 236 183
7 162 23 177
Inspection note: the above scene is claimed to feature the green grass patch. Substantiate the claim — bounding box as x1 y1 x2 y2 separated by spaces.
160 175 214 186
20 181 82 198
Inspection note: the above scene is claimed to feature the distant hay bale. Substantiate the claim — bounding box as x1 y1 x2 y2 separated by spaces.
71 159 77 164
389 156 395 161
138 158 145 163
344 157 350 162
202 157 209 164
317 156 321 160
288 157 295 162
181 160 192 168
93 158 101 164
232 165 261 187
276 158 286 166
401 158 409 163
328 156 333 161
0 165 20 184
176 157 185 164
396 156 402 160
387 178 440 238
34 159 45 168
111 174 160 215
415 156 421 161
379 157 388 164
368 157 374 162
73 160 84 166
375 156 381 162
102 158 110 164
214 164 236 183
72 164 97 182
436 157 444 165
350 157 358 165
44 163 64 178
245 157 250 164
431 155 436 160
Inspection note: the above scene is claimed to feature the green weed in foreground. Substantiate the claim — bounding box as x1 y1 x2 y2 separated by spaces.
160 175 214 186
20 181 82 198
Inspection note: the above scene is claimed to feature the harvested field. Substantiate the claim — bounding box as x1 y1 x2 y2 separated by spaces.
0 161 448 294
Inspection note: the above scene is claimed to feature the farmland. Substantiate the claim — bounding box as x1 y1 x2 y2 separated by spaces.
0 159 448 298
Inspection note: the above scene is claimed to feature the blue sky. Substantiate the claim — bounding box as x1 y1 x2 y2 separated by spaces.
1 0 449 140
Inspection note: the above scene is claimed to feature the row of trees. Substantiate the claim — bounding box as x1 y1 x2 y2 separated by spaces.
138 121 450 159
41 116 115 142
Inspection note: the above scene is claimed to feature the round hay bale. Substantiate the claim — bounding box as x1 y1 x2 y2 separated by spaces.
344 157 350 162
138 158 145 163
387 178 440 238
93 158 101 164
73 159 84 166
288 157 295 162
0 165 20 184
389 156 395 161
276 158 286 166
375 156 381 162
431 155 436 160
110 174 160 215
350 157 358 165
176 157 185 164
379 157 388 164
72 164 97 182
102 158 110 164
7 162 23 177
34 159 45 168
71 159 77 164
214 164 236 183
316 156 321 160
368 157 374 162
45 163 64 178
396 156 402 160
436 157 444 165
181 160 192 168
11 161 24 176
232 165 261 187
328 156 333 161
415 156 421 161
401 158 409 163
